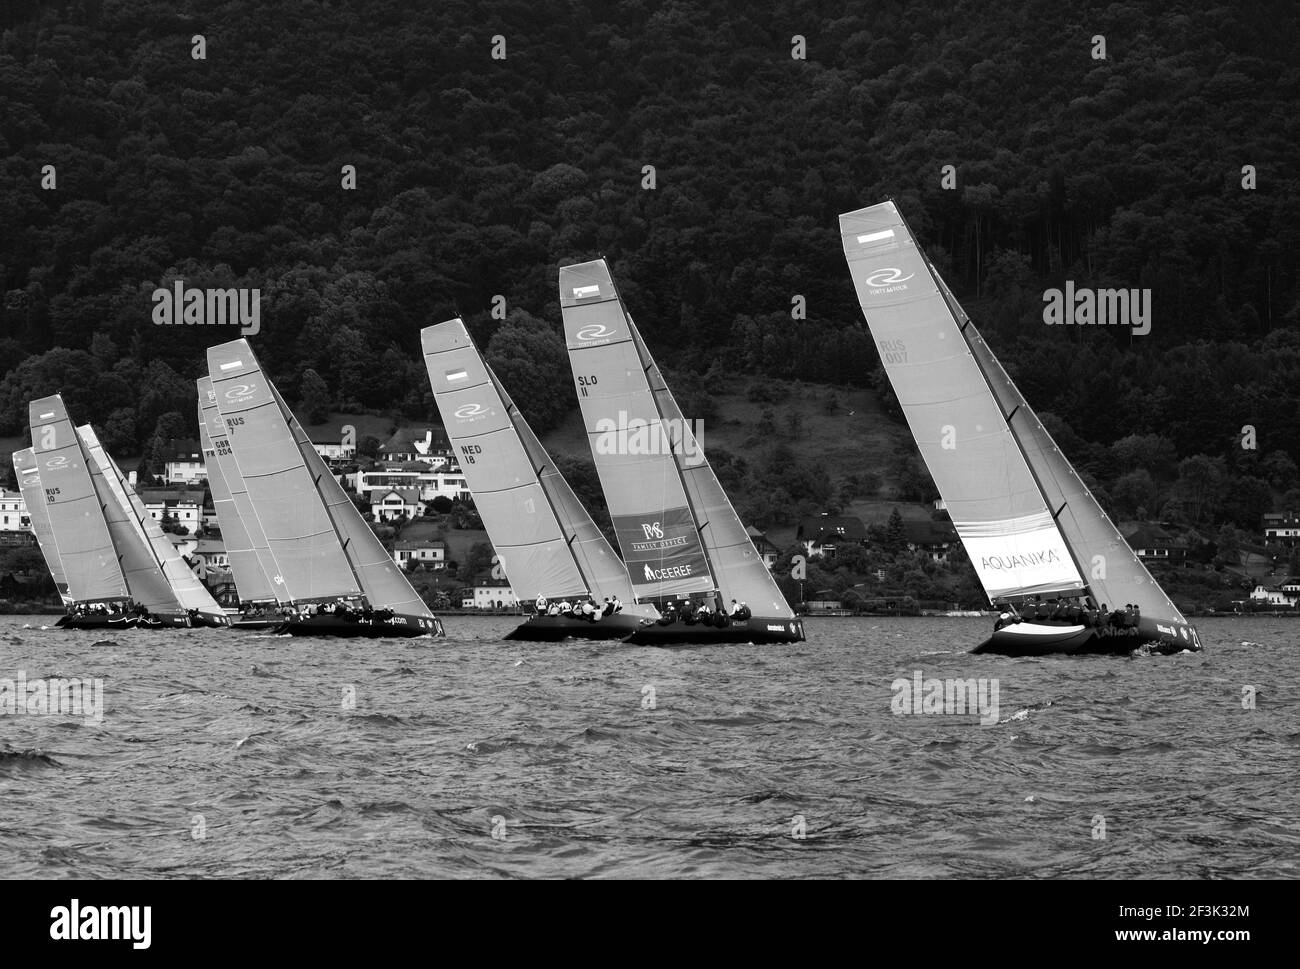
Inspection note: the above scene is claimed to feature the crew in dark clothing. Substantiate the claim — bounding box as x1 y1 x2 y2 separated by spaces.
995 605 1015 630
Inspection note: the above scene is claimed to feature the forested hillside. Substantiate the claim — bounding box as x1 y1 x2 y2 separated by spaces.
1 0 1297 538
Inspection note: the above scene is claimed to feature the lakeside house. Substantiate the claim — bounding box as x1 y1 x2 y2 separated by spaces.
746 525 780 569
797 514 867 559
379 428 453 466
1122 523 1188 563
462 580 517 610
312 439 356 462
370 488 423 522
1247 582 1299 607
393 537 448 570
1263 512 1300 548
189 537 230 573
356 463 470 503
902 519 958 561
140 488 203 532
162 438 206 484
0 489 27 531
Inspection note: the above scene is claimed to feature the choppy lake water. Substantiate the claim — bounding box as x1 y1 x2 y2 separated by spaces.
0 615 1294 878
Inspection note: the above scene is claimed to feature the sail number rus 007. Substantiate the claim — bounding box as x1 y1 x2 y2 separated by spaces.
878 340 908 364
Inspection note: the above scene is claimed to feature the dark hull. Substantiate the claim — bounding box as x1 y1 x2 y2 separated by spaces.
57 614 146 630
55 613 227 630
972 617 1202 657
230 618 280 631
273 613 444 638
504 613 644 641
623 616 805 646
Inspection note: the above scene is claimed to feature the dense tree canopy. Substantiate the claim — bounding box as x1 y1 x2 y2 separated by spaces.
0 0 1296 539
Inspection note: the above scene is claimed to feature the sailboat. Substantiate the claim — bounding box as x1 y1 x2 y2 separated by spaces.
79 425 228 627
197 376 286 629
12 448 72 608
27 395 227 628
558 259 805 645
205 339 444 638
839 199 1201 656
421 318 659 640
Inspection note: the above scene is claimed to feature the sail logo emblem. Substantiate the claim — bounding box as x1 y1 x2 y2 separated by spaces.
864 267 914 290
575 323 615 343
641 522 664 540
641 562 693 580
454 402 489 420
223 383 256 404
43 456 69 470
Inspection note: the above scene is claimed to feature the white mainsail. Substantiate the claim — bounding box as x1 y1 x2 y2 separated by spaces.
956 294 1190 623
197 376 283 604
12 447 71 605
77 425 185 615
207 339 435 619
270 381 435 619
79 425 225 620
28 395 131 604
421 318 654 616
207 341 361 603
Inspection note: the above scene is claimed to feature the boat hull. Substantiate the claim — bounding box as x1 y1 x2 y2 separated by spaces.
622 616 805 646
273 613 445 638
504 613 644 641
56 614 142 630
972 617 1201 657
230 618 280 631
55 613 227 630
